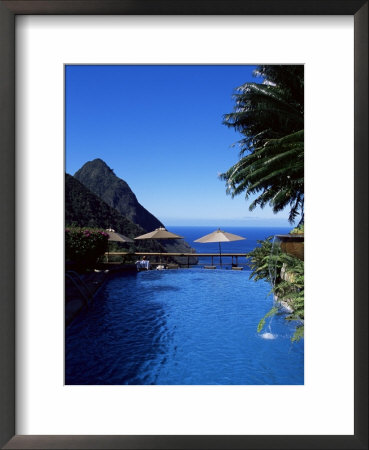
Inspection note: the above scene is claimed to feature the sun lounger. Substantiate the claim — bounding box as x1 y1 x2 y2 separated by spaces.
135 260 150 270
204 265 216 269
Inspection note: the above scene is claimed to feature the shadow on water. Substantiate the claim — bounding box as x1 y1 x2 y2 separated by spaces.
65 273 172 384
140 285 180 294
66 268 304 385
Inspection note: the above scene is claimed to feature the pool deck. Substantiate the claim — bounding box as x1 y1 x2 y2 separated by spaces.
117 252 249 257
108 251 249 267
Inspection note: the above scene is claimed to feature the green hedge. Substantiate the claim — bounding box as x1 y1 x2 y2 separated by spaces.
65 227 108 268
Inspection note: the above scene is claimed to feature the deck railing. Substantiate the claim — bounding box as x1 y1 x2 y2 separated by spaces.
104 252 249 268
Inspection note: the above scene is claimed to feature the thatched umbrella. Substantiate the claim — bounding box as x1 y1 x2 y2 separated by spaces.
106 228 134 262
134 227 183 263
194 228 246 266
134 227 183 240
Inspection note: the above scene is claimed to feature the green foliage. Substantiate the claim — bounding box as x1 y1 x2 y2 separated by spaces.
65 173 166 256
290 224 304 234
65 174 144 237
247 237 281 283
247 233 304 340
65 227 108 268
292 325 304 342
66 172 195 261
257 306 279 333
221 65 304 223
74 159 164 231
274 269 304 317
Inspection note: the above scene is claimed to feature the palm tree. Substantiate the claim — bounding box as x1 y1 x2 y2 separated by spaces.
220 65 304 223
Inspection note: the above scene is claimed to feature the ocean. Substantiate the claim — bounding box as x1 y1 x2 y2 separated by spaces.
169 225 291 268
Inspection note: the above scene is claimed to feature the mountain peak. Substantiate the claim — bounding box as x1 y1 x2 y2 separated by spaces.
74 158 115 177
88 158 110 167
70 160 196 262
74 159 164 232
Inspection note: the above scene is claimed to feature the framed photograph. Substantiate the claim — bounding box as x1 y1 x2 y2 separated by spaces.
1 1 367 449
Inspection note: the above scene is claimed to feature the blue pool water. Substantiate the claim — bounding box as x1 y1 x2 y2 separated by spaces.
66 268 304 385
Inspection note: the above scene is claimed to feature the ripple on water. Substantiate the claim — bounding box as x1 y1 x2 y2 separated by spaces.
66 269 304 385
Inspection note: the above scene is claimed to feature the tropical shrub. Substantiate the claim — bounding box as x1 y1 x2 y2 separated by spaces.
65 227 108 268
290 224 304 234
247 236 304 341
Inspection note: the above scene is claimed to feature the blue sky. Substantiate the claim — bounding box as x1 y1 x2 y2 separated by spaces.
65 65 292 227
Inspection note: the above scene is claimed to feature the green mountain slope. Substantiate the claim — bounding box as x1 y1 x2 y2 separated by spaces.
65 174 163 254
72 159 197 262
74 159 163 232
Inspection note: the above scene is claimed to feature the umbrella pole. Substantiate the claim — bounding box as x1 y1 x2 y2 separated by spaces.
219 242 222 267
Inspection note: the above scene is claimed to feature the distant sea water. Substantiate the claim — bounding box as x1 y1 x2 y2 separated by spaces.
169 225 291 267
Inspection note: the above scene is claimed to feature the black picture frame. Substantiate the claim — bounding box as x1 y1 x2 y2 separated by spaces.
0 1 367 449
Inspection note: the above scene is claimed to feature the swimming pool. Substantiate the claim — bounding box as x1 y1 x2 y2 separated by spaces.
65 269 304 385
